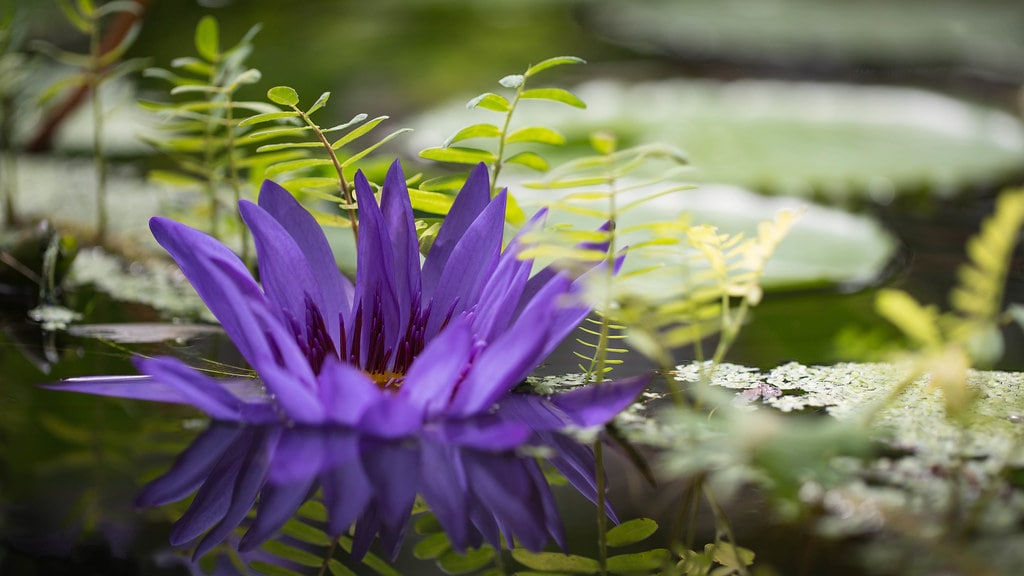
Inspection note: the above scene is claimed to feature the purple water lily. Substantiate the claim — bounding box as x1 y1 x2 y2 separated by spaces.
57 160 647 559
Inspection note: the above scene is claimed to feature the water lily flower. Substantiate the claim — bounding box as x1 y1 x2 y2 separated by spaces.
56 160 647 559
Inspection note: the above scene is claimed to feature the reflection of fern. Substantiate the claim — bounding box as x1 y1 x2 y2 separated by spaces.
218 500 401 576
140 16 266 261
240 86 411 245
419 56 586 225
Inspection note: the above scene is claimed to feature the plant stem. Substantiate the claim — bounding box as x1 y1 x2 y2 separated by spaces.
224 96 249 263
491 83 522 198
89 16 107 243
703 482 749 576
594 439 608 576
1 95 16 226
294 105 359 248
317 540 337 576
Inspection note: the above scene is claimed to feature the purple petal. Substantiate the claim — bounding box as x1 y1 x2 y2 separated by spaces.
492 393 571 432
149 217 261 360
448 281 557 417
352 171 400 361
425 190 507 337
399 317 472 418
235 286 324 423
379 160 422 326
193 427 280 558
548 375 649 428
47 375 190 405
151 217 324 422
238 477 315 552
356 395 423 439
360 440 419 559
136 424 243 507
320 434 371 537
434 416 531 451
472 208 546 341
239 199 329 344
317 357 382 426
422 163 492 298
258 179 354 334
418 441 471 551
169 428 252 546
538 431 618 523
266 427 327 485
462 451 549 551
132 356 248 422
524 458 566 550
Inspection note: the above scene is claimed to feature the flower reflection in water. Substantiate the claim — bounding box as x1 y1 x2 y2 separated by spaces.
55 160 647 561
145 420 604 563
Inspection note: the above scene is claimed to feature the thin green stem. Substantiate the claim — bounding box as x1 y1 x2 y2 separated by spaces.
294 105 359 248
317 540 337 576
702 482 749 576
491 83 523 198
224 96 249 263
203 58 220 239
594 439 608 576
1 96 15 226
89 17 107 243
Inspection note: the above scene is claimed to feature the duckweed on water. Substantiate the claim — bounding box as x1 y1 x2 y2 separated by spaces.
639 361 1024 549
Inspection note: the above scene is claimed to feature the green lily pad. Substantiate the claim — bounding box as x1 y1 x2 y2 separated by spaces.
411 79 1024 204
511 176 896 289
585 0 1024 76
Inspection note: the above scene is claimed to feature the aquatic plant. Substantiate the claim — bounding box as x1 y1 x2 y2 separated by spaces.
873 187 1024 416
240 86 412 246
0 6 28 227
141 16 266 261
55 160 647 562
34 0 148 243
420 56 587 224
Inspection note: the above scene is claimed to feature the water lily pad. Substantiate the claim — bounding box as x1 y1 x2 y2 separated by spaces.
584 0 1024 77
410 79 1024 204
515 179 896 289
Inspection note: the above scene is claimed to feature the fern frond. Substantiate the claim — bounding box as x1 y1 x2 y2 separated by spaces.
142 16 263 258
949 188 1024 325
244 86 412 243
419 55 587 224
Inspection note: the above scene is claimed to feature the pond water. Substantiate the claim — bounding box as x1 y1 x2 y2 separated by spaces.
2 182 1021 575
4 1 1024 574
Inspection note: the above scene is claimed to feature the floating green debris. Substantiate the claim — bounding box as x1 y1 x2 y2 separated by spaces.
68 248 211 321
26 304 81 331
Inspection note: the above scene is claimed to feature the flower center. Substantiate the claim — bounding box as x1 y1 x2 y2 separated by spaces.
298 294 455 390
